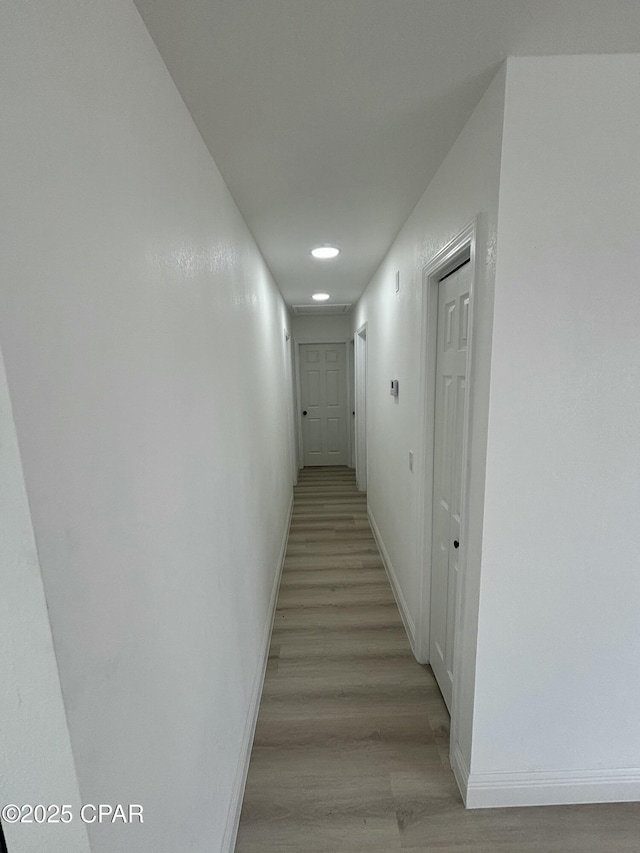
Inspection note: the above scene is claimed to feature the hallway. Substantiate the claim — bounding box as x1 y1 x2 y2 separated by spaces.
3 6 640 850
235 467 640 852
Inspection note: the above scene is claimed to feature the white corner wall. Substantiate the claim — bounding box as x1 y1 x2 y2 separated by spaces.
292 313 355 468
0 347 90 853
291 313 354 344
469 54 640 807
352 66 507 772
0 1 293 851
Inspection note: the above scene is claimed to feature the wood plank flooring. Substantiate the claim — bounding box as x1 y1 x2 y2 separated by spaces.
235 466 639 852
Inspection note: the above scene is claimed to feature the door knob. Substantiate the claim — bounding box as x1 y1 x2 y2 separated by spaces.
302 410 308 416
453 540 459 549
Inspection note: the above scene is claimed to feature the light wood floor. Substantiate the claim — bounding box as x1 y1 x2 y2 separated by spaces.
235 466 639 852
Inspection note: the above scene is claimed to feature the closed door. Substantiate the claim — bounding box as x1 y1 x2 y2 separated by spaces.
355 326 368 491
429 259 471 711
300 343 348 466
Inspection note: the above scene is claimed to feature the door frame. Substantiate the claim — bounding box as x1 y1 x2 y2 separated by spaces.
284 329 298 485
416 219 477 738
354 322 368 491
348 339 356 469
294 340 352 469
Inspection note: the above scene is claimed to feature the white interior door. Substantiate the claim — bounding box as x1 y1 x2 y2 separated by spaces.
300 343 348 466
349 339 356 468
355 325 368 491
285 333 298 485
429 259 471 711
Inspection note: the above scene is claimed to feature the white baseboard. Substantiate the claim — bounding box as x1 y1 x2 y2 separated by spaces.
451 739 471 802
452 734 640 809
367 506 418 657
221 491 294 853
465 765 640 809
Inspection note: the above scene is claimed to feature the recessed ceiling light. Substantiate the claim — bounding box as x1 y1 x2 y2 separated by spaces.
312 292 331 301
311 245 340 260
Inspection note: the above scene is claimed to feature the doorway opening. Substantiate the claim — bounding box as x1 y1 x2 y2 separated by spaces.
428 253 471 711
417 220 477 745
284 330 298 485
354 323 368 491
296 341 349 467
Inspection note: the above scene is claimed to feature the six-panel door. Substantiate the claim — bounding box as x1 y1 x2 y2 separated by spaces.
429 260 471 712
300 343 348 466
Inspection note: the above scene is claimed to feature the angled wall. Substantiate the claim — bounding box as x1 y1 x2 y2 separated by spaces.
0 1 293 850
0 347 90 853
353 50 640 809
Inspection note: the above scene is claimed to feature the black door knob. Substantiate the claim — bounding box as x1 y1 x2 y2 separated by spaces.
302 410 308 416
453 540 460 549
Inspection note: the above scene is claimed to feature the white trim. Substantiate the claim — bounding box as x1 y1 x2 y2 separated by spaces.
464 767 640 809
368 506 418 658
291 304 351 315
451 740 471 802
448 724 640 812
415 220 478 770
221 492 294 853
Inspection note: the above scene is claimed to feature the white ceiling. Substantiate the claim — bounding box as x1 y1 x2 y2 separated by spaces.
133 0 640 306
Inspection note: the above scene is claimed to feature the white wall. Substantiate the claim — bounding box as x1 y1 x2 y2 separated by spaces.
291 312 353 343
469 54 640 806
352 67 507 771
292 313 355 467
0 346 90 853
0 1 293 851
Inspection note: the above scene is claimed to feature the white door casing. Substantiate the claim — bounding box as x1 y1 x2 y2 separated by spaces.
284 330 298 485
429 259 471 711
300 342 348 466
416 219 477 800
